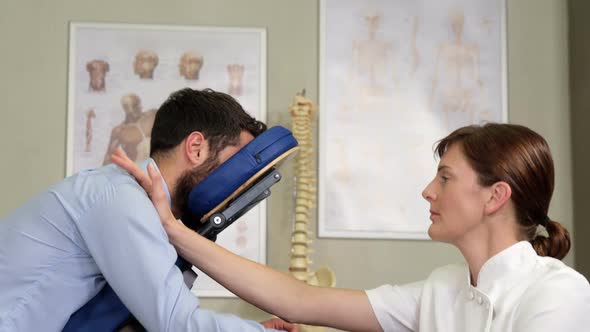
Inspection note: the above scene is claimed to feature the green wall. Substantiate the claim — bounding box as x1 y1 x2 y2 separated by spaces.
0 0 576 322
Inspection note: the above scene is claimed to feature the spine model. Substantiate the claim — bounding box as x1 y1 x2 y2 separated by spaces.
288 91 335 289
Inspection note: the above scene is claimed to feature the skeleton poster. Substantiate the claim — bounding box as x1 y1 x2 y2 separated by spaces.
67 23 266 296
319 0 507 239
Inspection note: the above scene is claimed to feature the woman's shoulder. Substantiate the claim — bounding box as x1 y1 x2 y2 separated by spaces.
514 258 590 325
428 263 468 281
513 256 590 314
533 256 589 290
423 263 469 291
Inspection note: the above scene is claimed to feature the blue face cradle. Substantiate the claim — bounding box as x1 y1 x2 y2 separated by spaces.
185 126 299 239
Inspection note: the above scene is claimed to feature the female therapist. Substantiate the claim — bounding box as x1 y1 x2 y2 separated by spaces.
113 123 590 332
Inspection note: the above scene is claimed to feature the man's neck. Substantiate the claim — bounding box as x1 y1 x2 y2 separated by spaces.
152 156 183 210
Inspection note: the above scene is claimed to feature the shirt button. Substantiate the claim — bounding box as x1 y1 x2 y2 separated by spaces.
467 290 475 300
476 296 483 305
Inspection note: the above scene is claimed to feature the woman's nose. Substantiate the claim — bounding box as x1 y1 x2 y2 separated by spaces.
422 181 435 201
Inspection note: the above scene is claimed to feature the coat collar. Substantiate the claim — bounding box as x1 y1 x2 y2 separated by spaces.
467 241 538 296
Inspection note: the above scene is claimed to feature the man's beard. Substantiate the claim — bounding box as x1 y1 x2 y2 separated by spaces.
172 156 220 224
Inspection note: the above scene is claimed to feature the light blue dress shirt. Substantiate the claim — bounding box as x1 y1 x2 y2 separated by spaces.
0 160 279 331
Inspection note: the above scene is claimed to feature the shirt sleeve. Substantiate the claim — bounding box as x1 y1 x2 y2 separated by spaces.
365 281 424 332
77 183 278 332
513 269 590 332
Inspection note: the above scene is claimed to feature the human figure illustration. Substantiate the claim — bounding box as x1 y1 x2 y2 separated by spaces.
179 51 204 80
429 9 484 129
351 10 393 97
227 64 244 96
86 59 109 92
85 109 96 152
103 93 156 165
133 50 159 79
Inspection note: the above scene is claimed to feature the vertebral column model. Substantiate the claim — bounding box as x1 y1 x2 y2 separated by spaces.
288 93 335 332
288 93 335 287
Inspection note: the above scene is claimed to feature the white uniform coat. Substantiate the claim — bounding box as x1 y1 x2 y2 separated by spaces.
366 242 590 332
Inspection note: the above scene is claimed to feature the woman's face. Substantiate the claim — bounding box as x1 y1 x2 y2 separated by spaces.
422 143 491 244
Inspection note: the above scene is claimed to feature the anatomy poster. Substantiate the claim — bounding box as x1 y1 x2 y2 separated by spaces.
319 0 507 239
67 22 266 296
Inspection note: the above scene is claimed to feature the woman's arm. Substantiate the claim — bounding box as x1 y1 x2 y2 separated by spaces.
111 149 382 332
169 219 378 330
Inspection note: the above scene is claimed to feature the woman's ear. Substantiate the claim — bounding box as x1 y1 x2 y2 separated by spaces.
484 181 512 215
184 131 208 165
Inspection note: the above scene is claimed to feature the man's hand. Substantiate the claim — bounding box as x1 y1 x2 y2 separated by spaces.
260 318 299 332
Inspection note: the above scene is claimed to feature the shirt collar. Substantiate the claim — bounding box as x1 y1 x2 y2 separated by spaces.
471 241 538 293
136 158 172 206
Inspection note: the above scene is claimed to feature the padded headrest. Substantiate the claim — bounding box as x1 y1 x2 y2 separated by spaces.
187 126 298 222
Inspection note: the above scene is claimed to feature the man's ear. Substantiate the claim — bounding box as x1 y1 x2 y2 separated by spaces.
484 181 512 215
184 131 208 166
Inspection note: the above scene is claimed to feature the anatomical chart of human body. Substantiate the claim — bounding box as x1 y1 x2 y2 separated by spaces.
67 23 266 296
319 0 506 239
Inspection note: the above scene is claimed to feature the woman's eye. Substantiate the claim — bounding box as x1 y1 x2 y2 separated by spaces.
441 175 449 182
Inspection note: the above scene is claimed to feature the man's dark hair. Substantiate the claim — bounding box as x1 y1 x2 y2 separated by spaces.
150 88 266 161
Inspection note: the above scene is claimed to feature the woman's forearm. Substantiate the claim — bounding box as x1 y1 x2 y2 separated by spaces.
166 221 311 322
165 222 380 331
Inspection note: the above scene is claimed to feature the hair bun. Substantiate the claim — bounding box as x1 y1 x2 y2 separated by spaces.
531 220 571 260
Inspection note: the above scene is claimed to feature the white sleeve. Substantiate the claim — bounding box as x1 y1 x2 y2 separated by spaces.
365 281 424 332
